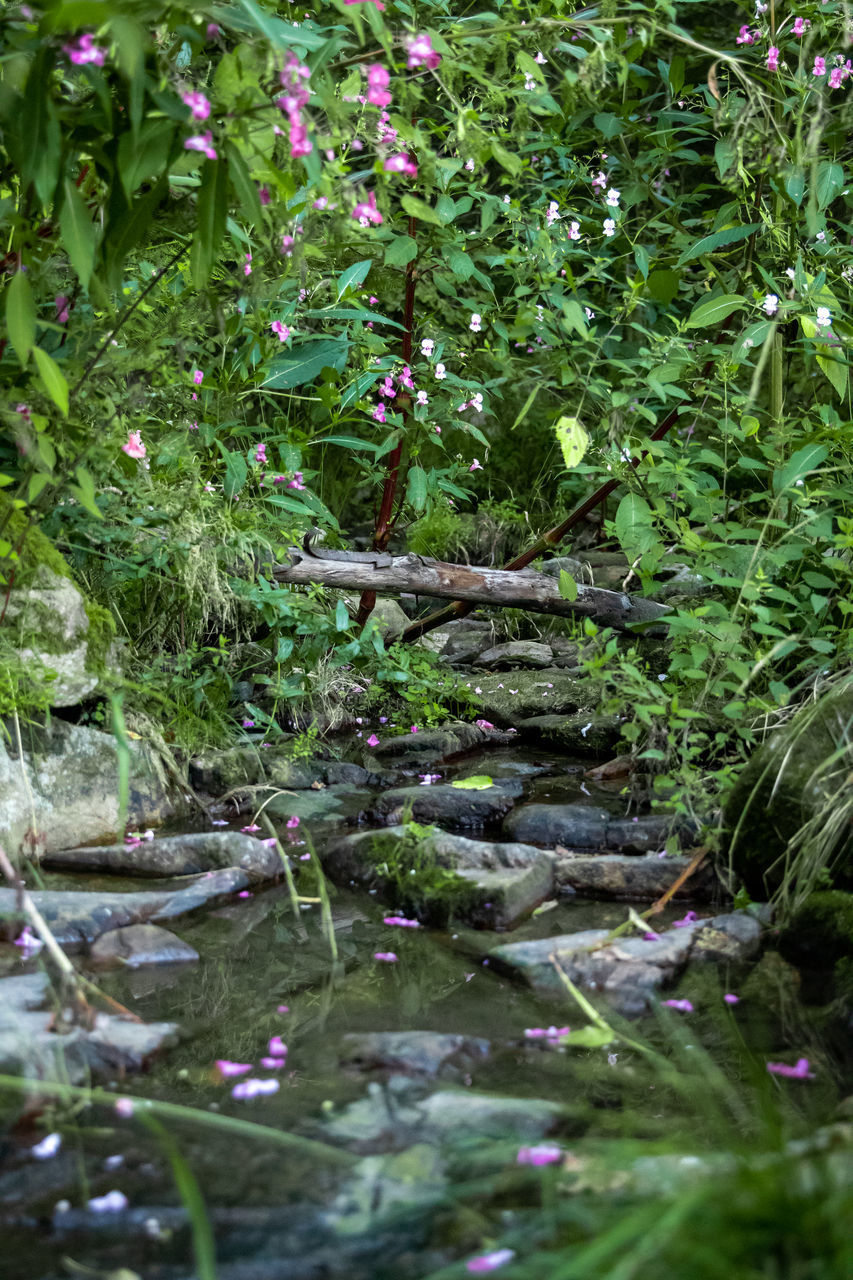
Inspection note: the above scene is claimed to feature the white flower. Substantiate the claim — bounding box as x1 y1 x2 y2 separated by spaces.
434 362 446 379
464 158 475 171
469 313 482 332
785 267 796 280
605 187 621 207
523 74 536 91
420 338 434 356
546 201 560 226
816 231 826 243
585 307 595 321
503 194 511 204
762 294 779 316
568 221 581 240
416 390 429 406
470 392 484 412
603 218 616 237
535 51 547 64
816 306 832 328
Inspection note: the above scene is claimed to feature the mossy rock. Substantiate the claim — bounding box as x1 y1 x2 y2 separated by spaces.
778 891 853 968
725 682 853 896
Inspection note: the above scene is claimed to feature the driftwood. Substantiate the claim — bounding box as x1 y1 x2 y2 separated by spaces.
273 548 671 632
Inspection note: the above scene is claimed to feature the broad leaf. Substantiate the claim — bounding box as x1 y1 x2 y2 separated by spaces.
262 338 349 389
815 161 844 212
685 293 747 328
450 776 494 790
558 569 578 602
400 195 443 226
336 258 372 299
773 444 830 494
554 416 589 470
385 236 418 267
676 224 761 267
406 465 428 512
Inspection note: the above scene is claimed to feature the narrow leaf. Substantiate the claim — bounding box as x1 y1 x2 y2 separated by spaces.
336 258 372 300
5 271 36 364
32 347 69 415
59 179 96 288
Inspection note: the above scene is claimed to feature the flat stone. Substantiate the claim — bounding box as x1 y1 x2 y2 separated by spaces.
322 826 552 928
44 831 281 881
475 641 554 669
340 1031 490 1078
514 713 623 755
0 971 175 1088
689 912 762 961
554 854 715 900
265 783 371 828
89 924 200 968
189 751 377 795
506 805 677 852
371 779 522 830
366 722 484 766
469 669 598 727
0 867 249 951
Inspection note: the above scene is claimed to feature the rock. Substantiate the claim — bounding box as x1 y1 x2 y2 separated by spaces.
344 594 411 639
0 718 177 860
554 853 716 900
514 713 623 755
505 805 678 852
189 750 380 795
322 826 552 928
340 1031 490 1078
265 783 372 829
0 867 250 951
89 924 200 968
475 641 554 669
44 831 281 882
0 971 175 1088
469 668 598 726
0 503 117 709
488 912 761 1017
371 779 523 830
539 555 588 581
322 1074 563 1153
725 681 853 894
778 890 853 967
366 722 484 767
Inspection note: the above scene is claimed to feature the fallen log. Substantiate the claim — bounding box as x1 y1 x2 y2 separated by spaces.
272 548 671 632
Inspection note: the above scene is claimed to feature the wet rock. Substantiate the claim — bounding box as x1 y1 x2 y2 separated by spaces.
322 826 552 928
0 971 175 1087
470 669 598 726
475 641 554 669
442 620 495 665
488 912 761 1017
554 853 716 901
506 805 677 852
725 681 853 894
189 750 378 795
89 924 199 968
0 867 250 951
371 779 523 830
322 1074 563 1153
539 555 587 582
366 722 484 767
44 831 281 881
340 1031 490 1079
266 783 372 829
326 1144 447 1236
0 718 176 860
514 713 623 755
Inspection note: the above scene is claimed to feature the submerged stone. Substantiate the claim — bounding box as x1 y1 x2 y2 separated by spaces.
371 779 522 830
89 924 200 968
44 831 281 881
340 1031 490 1079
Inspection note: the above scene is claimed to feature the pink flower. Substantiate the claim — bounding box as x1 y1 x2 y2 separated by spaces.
260 1056 287 1069
724 993 740 1005
466 1249 515 1273
828 66 844 88
372 403 387 423
271 321 291 342
736 25 757 45
767 45 780 72
241 824 261 833
281 235 295 257
673 910 699 928
813 56 826 77
517 1143 563 1166
352 191 383 226
31 1131 61 1160
366 733 380 746
184 132 218 161
383 153 418 177
366 64 392 107
416 390 428 407
374 951 398 962
259 185 271 205
345 0 386 9
244 252 252 277
55 294 70 323
469 459 483 472
114 1098 135 1118
254 443 267 464
410 724 419 734
215 1060 253 1078
383 915 420 927
793 18 811 37
286 815 300 829
434 362 446 379
206 23 221 39
420 338 435 356
767 1058 814 1079
182 91 211 121
289 118 312 159
193 369 204 385
406 34 442 71
663 999 694 1013
287 472 306 491
232 1078 280 1099
475 719 494 730
419 772 441 784
63 33 107 66
268 1035 287 1057
14 925 43 957
122 431 146 459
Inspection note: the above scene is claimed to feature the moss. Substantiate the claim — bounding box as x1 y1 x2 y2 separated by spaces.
779 890 853 967
83 600 116 675
364 822 479 925
0 496 72 588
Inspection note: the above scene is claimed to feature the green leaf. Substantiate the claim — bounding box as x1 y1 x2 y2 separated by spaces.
561 299 589 339
436 194 456 224
32 347 69 415
226 142 263 225
450 776 494 791
68 466 102 519
785 167 805 208
385 236 418 267
490 140 522 175
190 159 229 288
5 271 36 364
675 224 761 267
510 387 539 430
400 195 443 226
558 569 578 602
592 112 622 139
614 492 653 549
634 245 650 280
59 179 96 288
561 1026 613 1049
646 270 681 304
335 599 350 631
815 161 844 212
222 448 248 499
406 465 428 513
554 415 589 470
336 259 372 299
817 351 848 399
714 139 736 179
118 119 175 200
773 444 829 494
306 307 404 330
27 473 52 503
684 294 747 329
731 320 772 362
262 338 349 389
316 435 378 452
